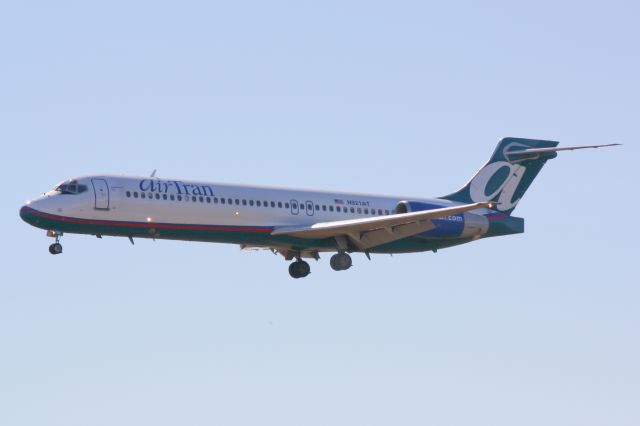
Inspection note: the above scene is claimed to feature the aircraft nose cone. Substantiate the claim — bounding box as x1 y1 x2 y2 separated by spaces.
20 205 31 223
20 202 50 230
19 204 38 225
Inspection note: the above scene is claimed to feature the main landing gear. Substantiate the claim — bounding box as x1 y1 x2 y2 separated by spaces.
289 259 311 278
289 259 311 279
287 252 353 278
47 231 63 255
330 252 352 271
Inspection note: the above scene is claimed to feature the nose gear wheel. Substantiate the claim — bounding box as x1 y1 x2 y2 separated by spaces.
49 243 63 255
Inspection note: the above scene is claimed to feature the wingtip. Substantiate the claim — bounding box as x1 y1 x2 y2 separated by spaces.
597 143 622 148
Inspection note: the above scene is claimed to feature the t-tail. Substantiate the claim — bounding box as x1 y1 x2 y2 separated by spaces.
442 137 620 215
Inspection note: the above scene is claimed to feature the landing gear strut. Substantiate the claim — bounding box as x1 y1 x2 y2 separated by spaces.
47 231 63 255
289 259 311 279
330 252 352 271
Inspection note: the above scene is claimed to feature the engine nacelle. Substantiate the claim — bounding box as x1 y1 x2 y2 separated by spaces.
395 200 489 238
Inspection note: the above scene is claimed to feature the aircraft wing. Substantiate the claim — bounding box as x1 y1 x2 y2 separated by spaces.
271 202 492 250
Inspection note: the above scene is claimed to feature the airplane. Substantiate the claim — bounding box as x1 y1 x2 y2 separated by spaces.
19 137 619 278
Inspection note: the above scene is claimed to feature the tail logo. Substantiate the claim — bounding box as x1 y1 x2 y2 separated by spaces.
469 161 526 211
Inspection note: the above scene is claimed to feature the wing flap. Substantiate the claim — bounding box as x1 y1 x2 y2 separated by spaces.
240 244 321 260
346 219 437 249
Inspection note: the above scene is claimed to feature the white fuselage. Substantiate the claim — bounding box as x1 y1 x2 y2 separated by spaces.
27 175 458 229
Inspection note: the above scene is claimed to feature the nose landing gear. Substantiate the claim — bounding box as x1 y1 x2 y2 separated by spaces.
49 243 63 255
47 231 63 255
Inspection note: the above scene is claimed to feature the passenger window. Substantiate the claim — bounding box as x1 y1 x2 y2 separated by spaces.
155 193 160 200
163 194 167 200
141 193 146 199
206 197 211 203
357 208 362 214
364 208 368 214
350 207 355 213
329 206 334 212
235 199 240 205
263 201 268 207
315 204 320 211
270 201 275 208
378 209 382 215
242 199 247 206
227 198 232 205
190 196 195 202
322 205 327 211
197 196 202 202
385 209 390 215
336 206 341 212
250 200 254 206
214 197 218 203
285 202 290 209
126 191 131 198
256 200 261 207
133 192 138 198
170 195 175 201
278 201 282 208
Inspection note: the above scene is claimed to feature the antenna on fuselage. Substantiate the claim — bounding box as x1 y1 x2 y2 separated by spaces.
150 169 157 178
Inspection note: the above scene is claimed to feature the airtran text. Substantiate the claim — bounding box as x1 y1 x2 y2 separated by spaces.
139 179 215 196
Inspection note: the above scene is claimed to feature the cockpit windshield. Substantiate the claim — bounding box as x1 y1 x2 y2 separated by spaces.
54 180 88 195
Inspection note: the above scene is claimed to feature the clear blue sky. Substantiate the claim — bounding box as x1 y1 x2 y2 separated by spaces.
1 1 638 425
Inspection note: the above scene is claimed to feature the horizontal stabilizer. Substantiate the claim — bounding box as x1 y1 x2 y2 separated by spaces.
507 143 621 157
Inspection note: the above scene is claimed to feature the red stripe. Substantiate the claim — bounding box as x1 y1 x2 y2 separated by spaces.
486 214 509 221
25 207 273 233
